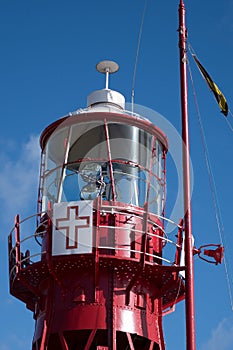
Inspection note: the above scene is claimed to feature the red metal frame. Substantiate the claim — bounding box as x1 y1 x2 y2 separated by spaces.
179 1 196 349
104 118 116 201
8 200 185 349
140 135 156 269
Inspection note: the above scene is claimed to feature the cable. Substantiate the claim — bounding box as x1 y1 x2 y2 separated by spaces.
131 0 148 114
187 52 233 310
226 110 233 132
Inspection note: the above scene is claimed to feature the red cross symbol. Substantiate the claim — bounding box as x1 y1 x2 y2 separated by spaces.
56 205 90 249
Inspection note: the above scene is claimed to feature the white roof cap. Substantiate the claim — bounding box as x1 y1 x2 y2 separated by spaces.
87 89 125 110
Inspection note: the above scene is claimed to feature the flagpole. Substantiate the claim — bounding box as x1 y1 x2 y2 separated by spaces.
178 1 196 350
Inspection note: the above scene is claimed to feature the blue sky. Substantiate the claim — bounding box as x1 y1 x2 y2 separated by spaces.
0 0 233 349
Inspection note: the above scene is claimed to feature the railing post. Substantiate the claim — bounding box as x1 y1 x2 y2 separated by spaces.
14 214 21 274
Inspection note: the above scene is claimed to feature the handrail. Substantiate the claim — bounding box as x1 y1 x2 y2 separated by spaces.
98 245 175 265
19 231 47 245
145 251 177 265
100 203 182 229
9 251 46 279
20 251 47 264
9 210 47 236
146 232 180 247
8 207 183 276
98 224 179 248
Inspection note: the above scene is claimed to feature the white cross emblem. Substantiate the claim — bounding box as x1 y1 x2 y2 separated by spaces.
52 201 93 255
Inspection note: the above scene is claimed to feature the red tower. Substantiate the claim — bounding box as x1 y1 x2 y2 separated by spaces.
8 61 185 349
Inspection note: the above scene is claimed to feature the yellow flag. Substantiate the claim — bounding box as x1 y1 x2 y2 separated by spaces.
193 55 228 117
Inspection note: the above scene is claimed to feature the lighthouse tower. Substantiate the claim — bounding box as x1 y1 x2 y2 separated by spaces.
8 61 185 350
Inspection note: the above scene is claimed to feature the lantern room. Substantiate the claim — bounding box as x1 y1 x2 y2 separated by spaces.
39 61 168 217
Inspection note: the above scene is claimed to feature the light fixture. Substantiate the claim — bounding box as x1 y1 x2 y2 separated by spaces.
80 183 101 200
79 163 105 200
80 163 102 182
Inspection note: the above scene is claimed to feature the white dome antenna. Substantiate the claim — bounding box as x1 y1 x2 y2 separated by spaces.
87 60 124 110
96 60 119 89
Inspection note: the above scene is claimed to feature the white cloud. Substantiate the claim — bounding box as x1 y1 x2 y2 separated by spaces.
200 317 233 350
0 135 40 229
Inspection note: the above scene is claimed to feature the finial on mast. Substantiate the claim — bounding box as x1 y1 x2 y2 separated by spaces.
96 60 119 89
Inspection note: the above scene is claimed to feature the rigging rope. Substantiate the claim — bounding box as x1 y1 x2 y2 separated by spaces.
226 116 233 132
131 0 148 114
226 109 233 131
187 52 233 310
222 111 233 132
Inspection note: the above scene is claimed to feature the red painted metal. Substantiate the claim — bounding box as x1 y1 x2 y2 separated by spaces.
203 246 224 265
195 244 224 265
174 219 184 280
126 333 135 350
162 149 167 218
58 332 69 350
140 135 156 269
8 114 186 348
179 1 196 349
14 214 21 275
9 203 185 349
104 119 116 201
40 320 48 350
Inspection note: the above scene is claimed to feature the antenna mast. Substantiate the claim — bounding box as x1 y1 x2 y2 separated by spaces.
178 1 196 349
